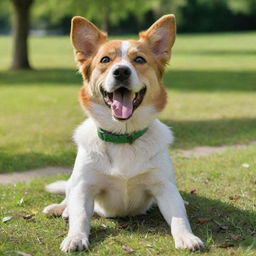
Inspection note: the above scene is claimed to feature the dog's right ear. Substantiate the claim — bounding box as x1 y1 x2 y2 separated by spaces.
71 16 107 65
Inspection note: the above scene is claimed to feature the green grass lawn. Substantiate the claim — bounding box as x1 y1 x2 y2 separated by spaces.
0 32 256 256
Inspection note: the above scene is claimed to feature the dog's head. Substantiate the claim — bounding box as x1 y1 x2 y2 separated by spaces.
71 15 176 131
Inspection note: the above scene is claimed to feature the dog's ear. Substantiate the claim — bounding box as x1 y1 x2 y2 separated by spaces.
139 14 176 65
71 16 107 65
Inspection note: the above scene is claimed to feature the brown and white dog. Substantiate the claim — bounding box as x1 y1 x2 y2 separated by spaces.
43 15 204 252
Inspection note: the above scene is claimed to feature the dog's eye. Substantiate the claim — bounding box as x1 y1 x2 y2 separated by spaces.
134 56 146 64
100 56 111 63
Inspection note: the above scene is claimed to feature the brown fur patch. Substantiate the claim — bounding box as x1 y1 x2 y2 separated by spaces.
139 14 175 70
71 16 107 72
79 86 91 109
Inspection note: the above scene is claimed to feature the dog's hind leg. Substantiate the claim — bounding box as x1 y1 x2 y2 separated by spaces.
43 199 67 217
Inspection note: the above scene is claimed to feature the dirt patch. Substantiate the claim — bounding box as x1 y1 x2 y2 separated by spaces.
0 166 70 185
177 141 256 158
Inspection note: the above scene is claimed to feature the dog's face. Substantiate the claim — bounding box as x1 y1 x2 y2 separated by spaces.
71 15 176 126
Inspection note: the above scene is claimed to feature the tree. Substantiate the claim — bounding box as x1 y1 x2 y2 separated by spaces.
35 0 156 32
10 0 34 70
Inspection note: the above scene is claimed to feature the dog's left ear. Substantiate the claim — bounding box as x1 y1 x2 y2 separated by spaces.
139 14 176 65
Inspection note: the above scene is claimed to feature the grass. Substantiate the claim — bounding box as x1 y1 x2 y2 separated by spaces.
0 148 255 256
0 32 256 255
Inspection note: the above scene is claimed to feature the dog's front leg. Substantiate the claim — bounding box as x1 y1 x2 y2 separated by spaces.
60 181 95 252
152 181 204 251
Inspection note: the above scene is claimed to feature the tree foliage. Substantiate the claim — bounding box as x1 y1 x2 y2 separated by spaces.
1 0 256 32
33 0 157 30
227 0 256 14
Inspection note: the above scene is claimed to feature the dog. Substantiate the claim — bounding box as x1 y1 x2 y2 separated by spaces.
43 14 204 252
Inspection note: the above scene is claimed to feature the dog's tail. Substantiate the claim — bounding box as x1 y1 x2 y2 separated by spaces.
45 180 66 194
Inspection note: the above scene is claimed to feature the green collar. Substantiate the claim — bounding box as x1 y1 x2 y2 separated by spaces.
97 127 148 144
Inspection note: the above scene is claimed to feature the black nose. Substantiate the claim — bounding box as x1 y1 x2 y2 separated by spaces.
113 66 131 82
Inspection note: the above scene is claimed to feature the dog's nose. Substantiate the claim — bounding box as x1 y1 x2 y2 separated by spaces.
113 66 131 82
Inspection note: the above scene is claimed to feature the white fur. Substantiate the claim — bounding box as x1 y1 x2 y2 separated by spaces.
44 117 203 252
45 180 66 194
104 41 143 93
121 40 130 58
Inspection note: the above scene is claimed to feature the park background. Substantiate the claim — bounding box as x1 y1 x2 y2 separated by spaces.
0 0 256 256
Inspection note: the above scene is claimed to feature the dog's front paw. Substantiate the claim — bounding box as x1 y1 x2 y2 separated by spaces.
60 233 89 252
173 232 204 251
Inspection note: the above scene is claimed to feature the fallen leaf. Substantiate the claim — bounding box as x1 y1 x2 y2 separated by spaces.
219 243 234 248
15 251 32 256
56 231 68 238
2 216 12 223
190 189 197 194
252 180 256 185
18 212 35 220
197 218 211 224
146 244 153 248
36 237 44 244
242 163 249 168
122 245 134 253
230 234 243 241
213 220 229 230
229 195 240 201
119 222 129 229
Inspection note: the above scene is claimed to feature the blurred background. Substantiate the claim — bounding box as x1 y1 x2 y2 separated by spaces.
0 0 256 172
1 0 256 69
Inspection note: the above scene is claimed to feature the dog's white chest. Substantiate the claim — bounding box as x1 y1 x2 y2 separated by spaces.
73 118 174 217
106 145 151 177
94 171 157 217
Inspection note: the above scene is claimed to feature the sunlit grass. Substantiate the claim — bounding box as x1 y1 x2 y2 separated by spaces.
0 146 255 256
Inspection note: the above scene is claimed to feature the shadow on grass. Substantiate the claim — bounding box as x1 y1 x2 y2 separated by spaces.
164 118 256 149
1 117 256 173
0 69 256 92
164 70 256 92
90 193 256 251
0 68 81 86
0 150 75 174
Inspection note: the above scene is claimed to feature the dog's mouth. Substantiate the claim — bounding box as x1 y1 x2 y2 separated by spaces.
100 86 147 120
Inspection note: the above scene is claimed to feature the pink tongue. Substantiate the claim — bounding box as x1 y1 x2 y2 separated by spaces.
111 90 133 119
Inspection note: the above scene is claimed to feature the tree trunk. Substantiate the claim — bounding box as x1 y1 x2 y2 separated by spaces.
10 0 34 70
101 5 109 33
